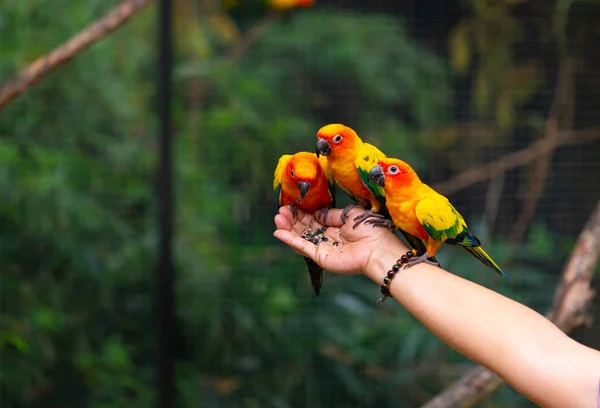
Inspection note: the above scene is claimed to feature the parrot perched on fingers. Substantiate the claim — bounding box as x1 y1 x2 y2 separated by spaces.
274 151 336 295
315 124 435 264
368 158 509 278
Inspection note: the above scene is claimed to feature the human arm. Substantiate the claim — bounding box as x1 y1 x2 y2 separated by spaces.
273 206 600 408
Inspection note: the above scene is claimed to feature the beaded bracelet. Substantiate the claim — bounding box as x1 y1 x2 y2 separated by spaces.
376 248 419 304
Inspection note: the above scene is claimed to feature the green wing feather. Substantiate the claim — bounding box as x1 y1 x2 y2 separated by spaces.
355 143 387 205
273 154 292 207
415 195 467 243
416 195 508 278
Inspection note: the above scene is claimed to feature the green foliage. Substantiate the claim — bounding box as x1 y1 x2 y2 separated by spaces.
0 1 595 408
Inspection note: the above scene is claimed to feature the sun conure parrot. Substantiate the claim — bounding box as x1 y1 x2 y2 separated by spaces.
274 151 336 295
368 158 509 278
315 123 435 264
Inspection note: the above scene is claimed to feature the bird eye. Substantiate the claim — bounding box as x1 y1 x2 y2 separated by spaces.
291 169 295 179
388 165 399 174
332 134 343 144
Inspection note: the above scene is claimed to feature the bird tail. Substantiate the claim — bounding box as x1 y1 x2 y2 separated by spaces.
463 246 509 279
303 256 323 296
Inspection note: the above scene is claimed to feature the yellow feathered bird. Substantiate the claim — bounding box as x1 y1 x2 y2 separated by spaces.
315 124 435 264
368 158 508 278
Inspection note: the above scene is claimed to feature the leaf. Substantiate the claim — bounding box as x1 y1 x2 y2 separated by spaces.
1 333 30 354
449 19 471 73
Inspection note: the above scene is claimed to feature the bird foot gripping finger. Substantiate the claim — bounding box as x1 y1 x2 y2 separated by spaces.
352 209 386 229
289 204 299 219
317 207 330 224
402 251 440 269
340 204 363 223
376 249 418 304
364 218 396 232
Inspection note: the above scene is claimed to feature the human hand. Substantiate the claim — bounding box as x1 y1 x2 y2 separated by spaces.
273 205 407 276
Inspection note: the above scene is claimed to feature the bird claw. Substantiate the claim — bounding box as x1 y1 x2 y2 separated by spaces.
290 204 299 219
403 252 441 269
364 218 396 232
317 207 330 224
340 204 363 223
352 209 386 229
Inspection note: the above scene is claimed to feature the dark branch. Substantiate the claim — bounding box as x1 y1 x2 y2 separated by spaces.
432 126 600 196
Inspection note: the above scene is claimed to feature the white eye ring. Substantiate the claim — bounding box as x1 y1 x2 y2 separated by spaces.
291 169 295 178
388 165 399 174
332 134 343 144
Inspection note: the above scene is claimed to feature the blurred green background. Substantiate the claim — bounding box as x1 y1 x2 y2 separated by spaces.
1 0 599 407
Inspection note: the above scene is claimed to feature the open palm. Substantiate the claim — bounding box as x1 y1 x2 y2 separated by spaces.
273 205 405 275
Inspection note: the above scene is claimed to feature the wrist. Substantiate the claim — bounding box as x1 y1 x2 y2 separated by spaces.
364 234 408 284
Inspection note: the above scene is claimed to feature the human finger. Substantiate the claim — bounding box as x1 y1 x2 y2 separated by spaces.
273 230 318 259
274 213 292 231
313 208 346 227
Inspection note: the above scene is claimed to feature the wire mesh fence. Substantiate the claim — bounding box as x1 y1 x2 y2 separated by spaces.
0 0 598 407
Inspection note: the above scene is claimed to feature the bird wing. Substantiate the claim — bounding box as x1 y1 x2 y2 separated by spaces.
273 154 292 207
415 194 477 245
355 142 387 205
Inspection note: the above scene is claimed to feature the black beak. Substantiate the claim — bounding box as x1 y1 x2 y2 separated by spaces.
368 165 385 187
298 181 310 198
316 138 332 157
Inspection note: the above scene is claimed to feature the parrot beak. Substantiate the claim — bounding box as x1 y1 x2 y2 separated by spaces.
315 138 332 157
298 181 310 198
369 165 385 187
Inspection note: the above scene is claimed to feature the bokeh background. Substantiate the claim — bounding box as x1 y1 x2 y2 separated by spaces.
1 0 599 407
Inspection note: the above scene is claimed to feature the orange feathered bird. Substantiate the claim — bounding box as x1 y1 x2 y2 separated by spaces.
274 152 336 295
368 158 508 278
315 124 433 263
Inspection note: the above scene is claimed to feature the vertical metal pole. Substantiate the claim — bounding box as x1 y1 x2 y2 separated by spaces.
157 0 174 406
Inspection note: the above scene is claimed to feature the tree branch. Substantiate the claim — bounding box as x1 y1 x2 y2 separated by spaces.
0 0 153 111
432 126 600 196
421 198 600 408
507 55 574 246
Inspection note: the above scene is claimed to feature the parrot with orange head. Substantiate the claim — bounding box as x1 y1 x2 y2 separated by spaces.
315 124 435 264
274 151 335 295
368 157 508 278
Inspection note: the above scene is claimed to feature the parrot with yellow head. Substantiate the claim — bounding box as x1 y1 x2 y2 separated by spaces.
315 124 435 264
